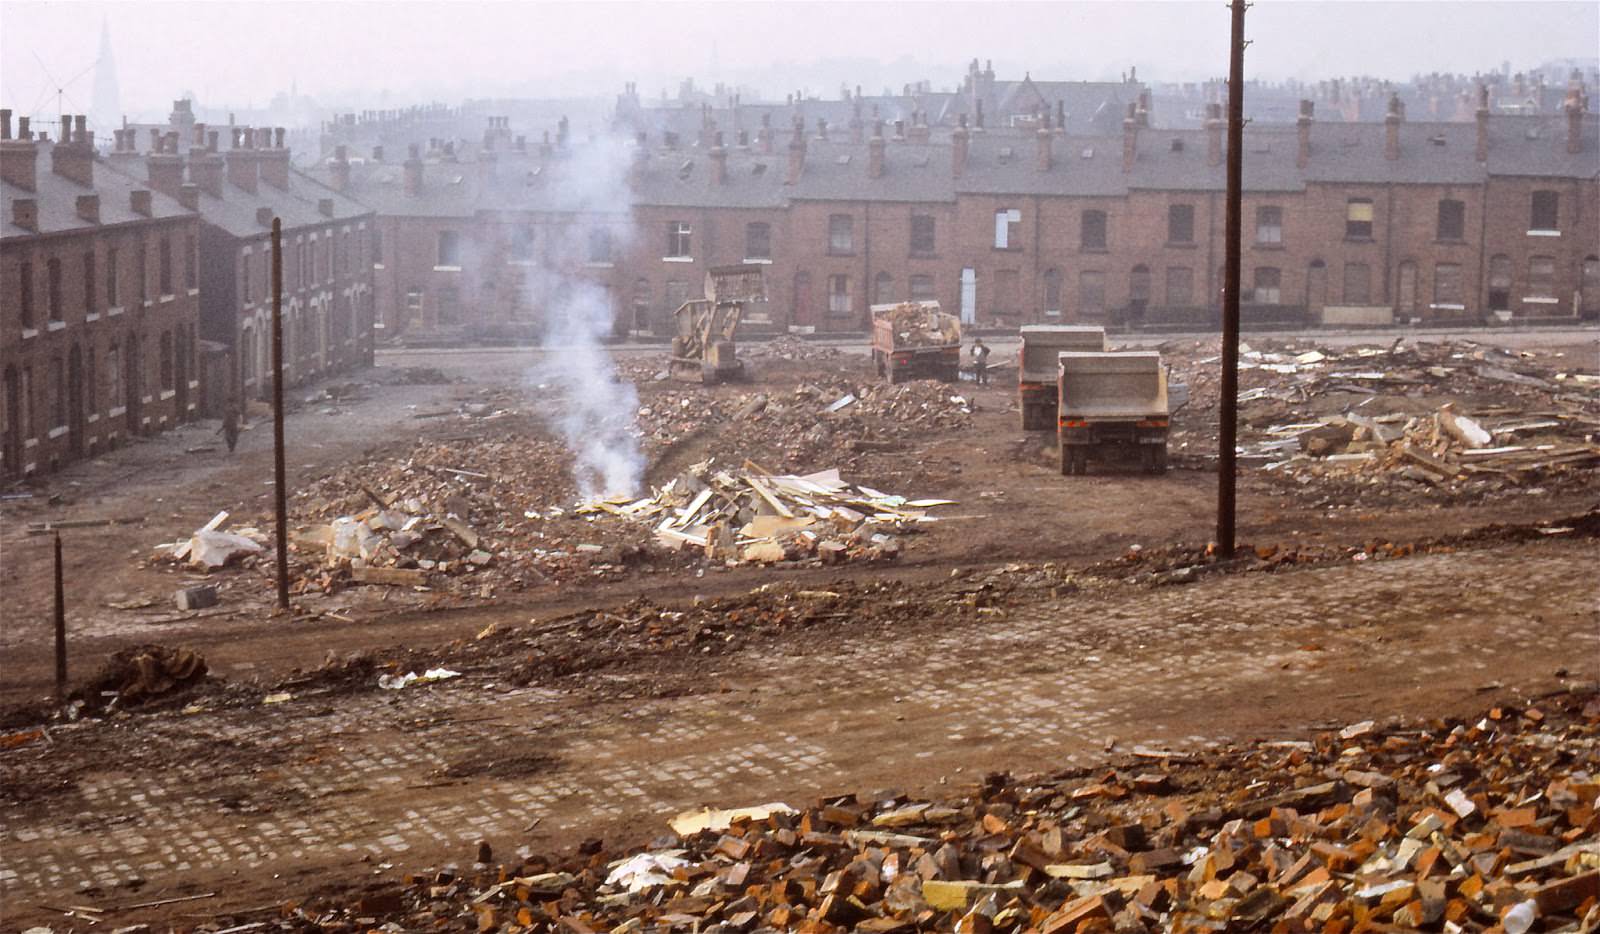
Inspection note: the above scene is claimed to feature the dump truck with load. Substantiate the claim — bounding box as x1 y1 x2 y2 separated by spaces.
669 264 766 383
1058 351 1170 474
870 301 961 384
1018 325 1106 430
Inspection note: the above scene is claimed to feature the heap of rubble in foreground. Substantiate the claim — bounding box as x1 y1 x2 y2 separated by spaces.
292 691 1597 933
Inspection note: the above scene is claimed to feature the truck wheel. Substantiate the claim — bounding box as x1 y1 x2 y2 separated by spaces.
873 351 885 377
1076 448 1089 475
1059 444 1072 475
1153 446 1169 474
1021 404 1037 431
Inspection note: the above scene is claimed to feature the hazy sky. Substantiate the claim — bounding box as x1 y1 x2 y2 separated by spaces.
2 1 1596 122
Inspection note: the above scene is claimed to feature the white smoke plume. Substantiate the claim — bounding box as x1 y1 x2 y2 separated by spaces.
519 133 645 500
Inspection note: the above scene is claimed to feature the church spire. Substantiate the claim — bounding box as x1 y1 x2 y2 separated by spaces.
90 16 120 146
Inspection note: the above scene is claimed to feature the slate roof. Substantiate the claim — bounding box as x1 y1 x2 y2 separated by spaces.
2 143 191 241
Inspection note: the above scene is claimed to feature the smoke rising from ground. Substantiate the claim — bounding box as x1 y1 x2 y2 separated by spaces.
520 134 645 500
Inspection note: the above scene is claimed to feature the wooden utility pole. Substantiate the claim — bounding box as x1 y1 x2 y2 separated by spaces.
271 219 289 610
1217 0 1247 557
53 531 67 703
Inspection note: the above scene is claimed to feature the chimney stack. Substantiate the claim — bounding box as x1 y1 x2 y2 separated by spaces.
227 128 258 193
1296 99 1314 169
318 197 334 218
51 114 95 187
130 189 152 216
372 144 384 162
330 144 351 191
1475 84 1490 163
75 193 99 223
1122 102 1139 172
1565 84 1586 155
145 131 183 195
403 143 423 196
255 206 274 227
952 115 970 178
177 183 199 212
1384 93 1402 161
709 131 727 186
757 113 773 155
0 109 38 191
785 118 806 185
1055 100 1067 135
1 108 10 140
259 127 290 188
1036 126 1053 172
11 197 37 230
868 120 886 178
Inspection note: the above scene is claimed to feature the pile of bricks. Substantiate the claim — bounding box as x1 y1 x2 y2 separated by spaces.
296 691 1597 932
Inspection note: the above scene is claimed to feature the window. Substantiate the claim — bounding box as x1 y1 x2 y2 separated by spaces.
828 274 852 316
1433 263 1463 307
1252 267 1282 304
1129 265 1151 310
159 236 173 295
507 226 534 262
1165 266 1193 306
910 215 936 255
745 222 771 261
1530 191 1559 232
1255 206 1282 245
666 221 692 258
136 242 148 302
1488 255 1512 311
184 235 196 290
1346 198 1374 239
1437 199 1465 241
371 228 383 265
665 279 691 316
159 331 174 391
325 236 335 281
1167 204 1195 244
1080 210 1107 250
49 357 64 428
1043 269 1063 315
105 345 120 411
1343 262 1371 305
83 253 96 313
296 241 306 289
436 230 461 267
1079 271 1106 317
873 272 894 305
404 289 423 325
994 208 1022 249
588 228 613 264
84 345 96 413
20 366 34 437
993 269 1019 314
47 258 63 321
105 248 118 307
241 253 252 304
1527 255 1556 299
828 214 854 254
18 261 33 327
1583 256 1600 315
631 278 651 331
909 274 935 303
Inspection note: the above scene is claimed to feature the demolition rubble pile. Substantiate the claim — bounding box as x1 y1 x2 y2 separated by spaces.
748 335 847 362
578 463 952 565
880 301 962 347
299 692 1599 933
1169 338 1599 499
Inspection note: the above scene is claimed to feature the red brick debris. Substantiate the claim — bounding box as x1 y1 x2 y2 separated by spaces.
285 691 1599 932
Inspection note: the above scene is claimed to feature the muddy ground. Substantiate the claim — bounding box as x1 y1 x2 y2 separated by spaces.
0 330 1596 928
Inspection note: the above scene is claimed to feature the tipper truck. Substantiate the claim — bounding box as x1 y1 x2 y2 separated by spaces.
870 301 961 384
669 264 766 383
1017 325 1106 430
1058 351 1170 475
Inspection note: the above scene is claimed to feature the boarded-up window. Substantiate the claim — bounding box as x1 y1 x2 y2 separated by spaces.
828 274 852 316
1043 269 1062 314
1531 191 1559 231
1433 263 1463 307
993 269 1019 314
1255 206 1282 244
1343 262 1371 305
874 272 894 305
829 215 854 254
1079 271 1106 316
1488 255 1512 311
909 274 935 302
1165 266 1193 306
1527 255 1556 299
1080 210 1107 250
1167 204 1194 244
437 231 462 266
910 215 936 255
994 208 1022 249
1437 199 1465 240
1252 267 1282 304
745 222 770 260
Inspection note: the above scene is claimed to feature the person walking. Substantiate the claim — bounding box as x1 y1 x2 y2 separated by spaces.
971 338 991 385
219 401 240 454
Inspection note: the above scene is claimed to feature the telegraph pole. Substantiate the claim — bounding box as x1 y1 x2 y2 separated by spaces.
54 531 67 704
271 219 289 611
1217 0 1247 557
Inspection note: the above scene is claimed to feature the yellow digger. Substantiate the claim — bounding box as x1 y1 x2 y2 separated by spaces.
669 264 766 383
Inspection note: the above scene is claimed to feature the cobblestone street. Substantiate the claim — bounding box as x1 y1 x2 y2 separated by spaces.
3 538 1594 920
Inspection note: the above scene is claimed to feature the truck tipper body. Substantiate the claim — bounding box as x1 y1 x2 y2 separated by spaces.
1017 325 1106 430
1057 351 1170 474
870 301 961 384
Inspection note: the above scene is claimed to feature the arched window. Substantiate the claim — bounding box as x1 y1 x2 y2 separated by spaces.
1305 259 1327 311
1582 256 1600 316
873 271 894 305
1042 269 1062 315
1252 267 1282 305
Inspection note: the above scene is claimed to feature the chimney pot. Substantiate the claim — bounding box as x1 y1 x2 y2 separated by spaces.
18 116 31 139
74 114 87 144
0 108 10 140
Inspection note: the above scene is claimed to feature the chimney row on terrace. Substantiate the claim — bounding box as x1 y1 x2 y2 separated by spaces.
1475 85 1490 163
51 114 95 187
227 127 259 193
868 120 886 179
0 108 39 192
1385 94 1403 161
